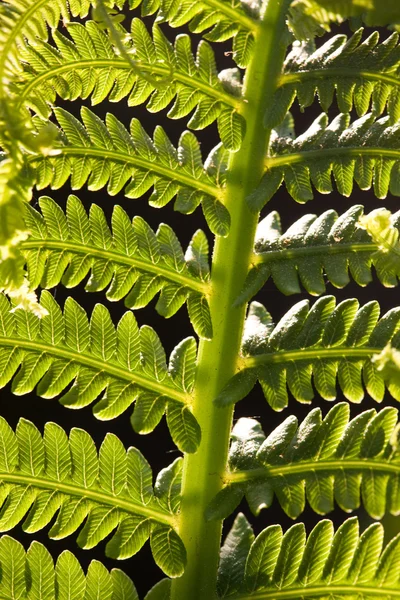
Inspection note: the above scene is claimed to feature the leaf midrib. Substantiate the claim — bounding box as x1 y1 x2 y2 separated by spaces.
0 337 188 403
253 241 378 264
29 147 220 198
20 238 208 293
232 584 400 599
243 346 380 368
0 471 174 525
18 58 239 108
265 147 400 169
280 67 400 89
227 457 400 483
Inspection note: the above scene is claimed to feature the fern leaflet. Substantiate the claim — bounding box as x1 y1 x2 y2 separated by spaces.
217 514 400 599
17 19 245 151
236 205 400 302
287 0 400 41
28 107 230 236
0 416 186 577
0 534 138 599
206 402 400 519
129 0 258 67
21 195 211 330
307 0 400 27
272 29 400 129
248 112 400 211
0 291 201 453
216 295 400 410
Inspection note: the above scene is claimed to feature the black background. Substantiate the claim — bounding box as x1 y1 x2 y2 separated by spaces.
3 9 400 596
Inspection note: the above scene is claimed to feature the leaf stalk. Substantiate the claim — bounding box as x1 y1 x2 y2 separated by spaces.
169 1 290 598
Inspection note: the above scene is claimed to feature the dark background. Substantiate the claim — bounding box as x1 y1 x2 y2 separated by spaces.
3 9 400 596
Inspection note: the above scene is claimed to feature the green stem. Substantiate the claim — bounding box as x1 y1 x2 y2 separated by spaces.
170 2 290 599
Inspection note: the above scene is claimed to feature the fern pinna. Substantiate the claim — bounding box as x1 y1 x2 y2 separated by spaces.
2 0 400 598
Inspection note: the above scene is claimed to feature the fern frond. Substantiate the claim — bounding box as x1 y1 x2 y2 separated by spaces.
288 0 400 39
21 195 211 328
287 0 346 39
28 107 230 236
211 403 400 519
0 0 258 72
272 29 400 130
236 205 400 302
0 0 65 95
0 0 90 135
0 0 128 91
0 291 201 453
216 295 400 410
309 0 400 27
217 514 400 599
287 0 400 42
132 0 258 67
0 416 186 576
0 535 138 599
249 112 400 212
17 20 245 151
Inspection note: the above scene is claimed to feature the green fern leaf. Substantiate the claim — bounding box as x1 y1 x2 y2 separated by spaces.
287 0 345 39
215 403 400 519
28 107 229 236
310 0 400 27
216 512 254 596
0 534 139 599
217 514 400 599
17 20 245 150
156 0 258 67
150 525 186 579
144 579 171 600
0 416 186 577
250 112 400 211
216 295 400 410
0 0 69 93
236 205 400 302
154 457 183 515
21 195 211 335
108 0 258 59
271 29 400 129
287 0 400 40
0 0 129 92
0 291 200 453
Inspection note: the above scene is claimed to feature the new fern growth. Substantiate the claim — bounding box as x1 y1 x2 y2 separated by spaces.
1 0 400 598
